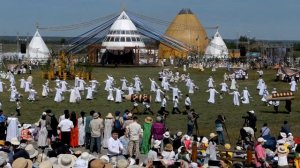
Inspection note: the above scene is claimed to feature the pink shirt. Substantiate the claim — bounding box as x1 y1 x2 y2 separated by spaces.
254 143 266 167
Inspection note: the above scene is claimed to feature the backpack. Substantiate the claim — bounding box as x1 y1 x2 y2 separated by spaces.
114 117 121 130
50 115 59 130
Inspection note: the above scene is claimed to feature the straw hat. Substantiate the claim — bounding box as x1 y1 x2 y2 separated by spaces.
163 132 170 138
0 140 5 146
78 152 94 161
57 154 76 168
277 145 288 156
117 159 129 168
12 158 33 168
201 137 208 144
144 116 153 123
153 140 161 149
89 159 105 168
99 155 110 163
156 116 162 122
176 132 183 137
25 144 39 159
39 160 53 168
248 110 255 114
93 113 99 119
106 113 114 119
11 137 20 146
280 132 287 138
0 151 8 162
209 133 217 140
257 137 267 143
164 144 173 151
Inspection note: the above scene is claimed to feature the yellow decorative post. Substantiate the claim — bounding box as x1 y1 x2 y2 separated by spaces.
63 72 67 80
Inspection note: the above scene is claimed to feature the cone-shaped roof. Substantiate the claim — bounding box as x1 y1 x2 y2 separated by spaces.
158 8 208 58
27 30 50 61
204 30 228 59
102 11 145 50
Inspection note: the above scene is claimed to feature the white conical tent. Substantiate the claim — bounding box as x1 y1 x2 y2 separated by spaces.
27 30 50 62
204 30 228 59
102 11 145 50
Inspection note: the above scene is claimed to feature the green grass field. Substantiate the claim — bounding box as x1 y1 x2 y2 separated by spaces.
1 66 299 142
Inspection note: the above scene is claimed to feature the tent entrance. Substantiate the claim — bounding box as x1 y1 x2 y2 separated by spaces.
101 49 135 65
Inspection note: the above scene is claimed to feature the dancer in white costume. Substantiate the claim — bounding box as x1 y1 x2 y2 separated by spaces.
206 87 219 104
241 87 251 104
149 78 158 92
230 89 240 106
114 87 124 103
290 78 297 92
120 77 128 91
107 87 114 101
207 76 214 88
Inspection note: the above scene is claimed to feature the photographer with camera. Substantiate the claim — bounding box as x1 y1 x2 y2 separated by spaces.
215 115 225 145
242 110 257 132
187 109 197 136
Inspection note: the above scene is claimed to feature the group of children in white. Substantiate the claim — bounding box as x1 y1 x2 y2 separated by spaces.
0 68 297 112
205 69 297 109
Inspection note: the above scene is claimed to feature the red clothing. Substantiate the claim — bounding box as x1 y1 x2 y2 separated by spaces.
254 143 266 167
70 127 79 147
151 122 166 140
21 129 32 141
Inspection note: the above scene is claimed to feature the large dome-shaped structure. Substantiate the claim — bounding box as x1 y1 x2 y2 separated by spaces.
27 30 50 62
158 8 208 58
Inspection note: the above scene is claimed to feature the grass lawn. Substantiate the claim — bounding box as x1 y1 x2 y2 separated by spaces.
1 66 299 143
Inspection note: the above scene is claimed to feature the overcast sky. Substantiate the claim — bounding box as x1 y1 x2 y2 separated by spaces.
0 0 299 40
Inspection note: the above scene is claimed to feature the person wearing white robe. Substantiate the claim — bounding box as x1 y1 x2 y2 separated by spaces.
161 76 167 87
89 79 99 92
75 87 81 102
155 88 164 103
120 77 128 91
170 86 181 101
127 84 135 95
86 86 93 100
149 78 158 92
185 78 192 87
6 115 20 142
69 88 77 103
74 75 79 87
28 88 37 101
0 80 4 93
242 87 251 104
103 116 114 148
42 84 49 97
78 78 86 91
61 80 68 92
261 89 269 104
107 88 114 101
257 78 264 90
259 82 265 96
219 81 228 99
134 78 142 92
115 88 124 103
9 86 18 102
230 90 240 106
207 76 214 88
188 81 196 94
55 78 61 87
104 79 112 91
206 87 219 104
24 81 31 92
163 81 170 91
19 77 25 89
290 79 297 92
78 113 86 146
54 87 63 103
230 78 237 90
224 73 228 81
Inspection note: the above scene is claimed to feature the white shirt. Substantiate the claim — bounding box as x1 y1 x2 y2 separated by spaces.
185 97 191 106
107 137 124 156
58 119 74 132
127 121 142 141
173 99 179 107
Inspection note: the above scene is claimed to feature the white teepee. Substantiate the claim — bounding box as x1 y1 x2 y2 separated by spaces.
204 30 228 59
102 11 145 50
27 30 50 62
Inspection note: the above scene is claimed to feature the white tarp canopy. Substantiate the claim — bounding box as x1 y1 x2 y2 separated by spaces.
27 30 50 62
204 30 228 59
